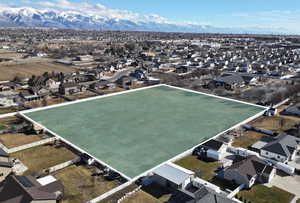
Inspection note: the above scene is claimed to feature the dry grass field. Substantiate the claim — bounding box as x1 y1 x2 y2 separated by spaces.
54 165 120 203
11 144 77 175
232 131 266 149
0 133 48 148
250 116 298 133
0 62 76 81
122 191 162 203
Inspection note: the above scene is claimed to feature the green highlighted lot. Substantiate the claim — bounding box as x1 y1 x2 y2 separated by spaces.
24 85 265 178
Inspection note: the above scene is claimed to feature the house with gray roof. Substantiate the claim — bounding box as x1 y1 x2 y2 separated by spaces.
281 103 300 118
0 174 64 203
168 185 236 203
260 134 300 163
222 155 275 188
214 74 245 90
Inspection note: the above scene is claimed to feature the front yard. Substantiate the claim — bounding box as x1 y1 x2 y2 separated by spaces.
11 144 77 175
175 155 221 181
54 165 120 203
237 185 295 203
0 133 48 148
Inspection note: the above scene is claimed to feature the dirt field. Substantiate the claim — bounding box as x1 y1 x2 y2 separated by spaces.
0 62 76 81
54 165 120 203
0 133 48 148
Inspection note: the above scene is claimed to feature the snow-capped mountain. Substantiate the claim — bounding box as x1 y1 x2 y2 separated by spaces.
0 7 286 34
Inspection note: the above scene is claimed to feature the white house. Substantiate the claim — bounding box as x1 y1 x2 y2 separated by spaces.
260 134 299 163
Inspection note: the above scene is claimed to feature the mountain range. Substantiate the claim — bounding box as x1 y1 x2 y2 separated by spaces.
0 7 287 34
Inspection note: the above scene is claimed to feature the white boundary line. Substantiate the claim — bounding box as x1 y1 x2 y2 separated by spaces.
20 113 132 181
89 106 266 203
162 84 266 109
21 84 163 114
15 84 267 202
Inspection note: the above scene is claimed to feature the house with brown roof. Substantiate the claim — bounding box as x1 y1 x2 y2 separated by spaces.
222 155 275 188
0 174 64 203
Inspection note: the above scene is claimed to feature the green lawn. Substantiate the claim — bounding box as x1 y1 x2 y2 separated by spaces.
175 155 221 181
237 185 295 203
25 85 264 178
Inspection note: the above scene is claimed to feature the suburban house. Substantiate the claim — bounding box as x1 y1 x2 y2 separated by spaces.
167 184 236 203
240 74 258 85
0 148 12 182
59 83 87 95
193 139 228 161
222 155 276 188
214 74 245 90
19 90 45 102
281 103 300 118
260 134 300 163
148 163 234 203
116 76 137 88
0 174 64 203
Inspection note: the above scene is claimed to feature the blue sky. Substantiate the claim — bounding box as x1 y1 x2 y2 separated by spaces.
2 0 300 33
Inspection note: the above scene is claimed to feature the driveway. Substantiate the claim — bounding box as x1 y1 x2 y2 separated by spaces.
265 173 300 198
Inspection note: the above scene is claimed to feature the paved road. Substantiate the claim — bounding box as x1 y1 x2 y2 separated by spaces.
106 67 137 82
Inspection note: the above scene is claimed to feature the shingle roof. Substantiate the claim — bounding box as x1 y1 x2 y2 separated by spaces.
0 175 62 203
201 139 224 151
215 74 244 85
262 134 299 157
226 155 273 181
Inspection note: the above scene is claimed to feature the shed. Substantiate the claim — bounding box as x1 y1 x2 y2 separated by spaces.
152 162 194 189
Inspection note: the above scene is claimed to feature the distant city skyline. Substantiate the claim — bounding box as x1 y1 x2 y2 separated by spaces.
1 0 300 34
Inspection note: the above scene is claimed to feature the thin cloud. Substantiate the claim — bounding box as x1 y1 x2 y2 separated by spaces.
232 10 300 33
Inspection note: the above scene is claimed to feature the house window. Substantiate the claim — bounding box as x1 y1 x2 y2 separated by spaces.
0 173 3 177
266 152 269 155
277 156 280 159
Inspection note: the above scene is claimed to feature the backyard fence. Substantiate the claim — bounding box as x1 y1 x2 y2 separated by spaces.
117 185 142 203
227 184 245 199
273 98 290 108
87 181 132 203
42 157 80 174
7 137 57 153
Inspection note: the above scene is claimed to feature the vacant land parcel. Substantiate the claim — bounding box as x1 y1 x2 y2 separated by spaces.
0 62 76 81
23 85 265 179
